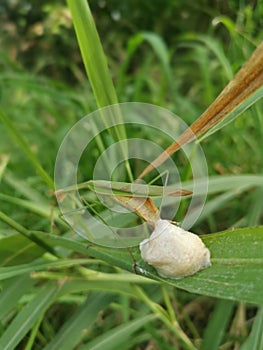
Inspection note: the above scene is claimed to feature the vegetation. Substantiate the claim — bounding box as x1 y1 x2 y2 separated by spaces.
0 0 262 349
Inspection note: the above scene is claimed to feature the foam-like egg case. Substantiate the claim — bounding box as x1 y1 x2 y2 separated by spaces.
140 219 211 278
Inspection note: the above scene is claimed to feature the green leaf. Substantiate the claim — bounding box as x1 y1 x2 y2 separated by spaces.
153 226 263 306
31 227 263 305
31 230 139 274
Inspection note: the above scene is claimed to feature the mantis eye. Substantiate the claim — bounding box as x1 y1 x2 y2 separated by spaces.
139 219 211 278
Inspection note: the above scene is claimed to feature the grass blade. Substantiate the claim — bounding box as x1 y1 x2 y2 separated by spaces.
0 275 34 322
0 108 54 188
80 314 156 350
66 0 118 108
43 293 115 350
240 307 263 350
0 282 60 350
201 299 235 350
0 234 45 267
66 0 132 180
0 258 95 280
0 211 58 257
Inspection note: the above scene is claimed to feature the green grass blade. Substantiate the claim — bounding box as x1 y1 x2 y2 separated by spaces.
195 35 233 80
200 299 235 350
0 211 58 257
57 279 153 298
0 258 95 280
0 234 45 267
140 32 173 84
240 307 263 350
0 154 8 180
66 0 132 180
66 0 118 108
0 282 60 350
43 293 115 350
79 314 156 350
0 193 65 227
0 108 54 189
0 275 34 322
3 170 48 203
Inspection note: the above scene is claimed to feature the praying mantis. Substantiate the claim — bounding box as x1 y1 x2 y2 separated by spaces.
89 41 263 224
56 42 263 278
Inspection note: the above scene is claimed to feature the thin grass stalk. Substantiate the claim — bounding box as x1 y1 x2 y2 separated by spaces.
0 108 54 188
67 0 133 180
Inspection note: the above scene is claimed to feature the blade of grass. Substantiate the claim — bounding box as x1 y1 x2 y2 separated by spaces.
0 234 45 266
0 211 58 257
195 35 234 80
0 154 9 180
133 285 197 350
24 312 44 350
0 258 97 281
240 307 263 350
79 314 157 350
0 108 54 188
3 170 48 203
66 0 132 180
200 299 235 350
0 275 35 322
0 193 57 221
140 31 173 85
43 293 115 350
0 282 60 350
117 31 175 103
66 0 118 108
